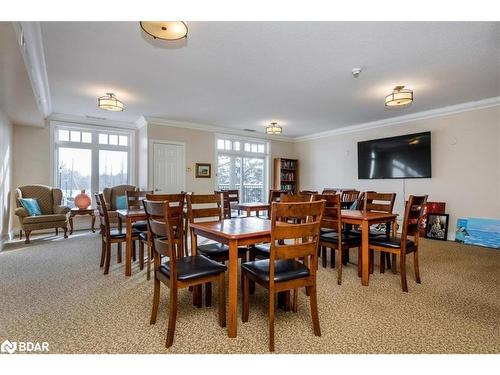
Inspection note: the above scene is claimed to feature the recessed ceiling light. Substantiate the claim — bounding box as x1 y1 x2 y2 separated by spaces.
139 21 188 40
385 85 413 107
98 93 124 112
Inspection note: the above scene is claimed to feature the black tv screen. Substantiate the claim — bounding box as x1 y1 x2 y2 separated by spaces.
357 132 431 179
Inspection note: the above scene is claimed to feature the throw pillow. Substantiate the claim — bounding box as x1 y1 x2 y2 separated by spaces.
19 198 42 216
115 195 127 210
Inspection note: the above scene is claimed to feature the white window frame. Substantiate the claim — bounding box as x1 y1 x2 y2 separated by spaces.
214 133 271 203
50 121 136 201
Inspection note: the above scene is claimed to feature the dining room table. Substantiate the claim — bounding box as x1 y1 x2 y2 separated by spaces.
189 216 271 338
116 208 147 276
237 202 270 217
340 209 398 286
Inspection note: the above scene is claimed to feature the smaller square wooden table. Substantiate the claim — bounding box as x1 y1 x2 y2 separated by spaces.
237 202 270 217
69 208 96 234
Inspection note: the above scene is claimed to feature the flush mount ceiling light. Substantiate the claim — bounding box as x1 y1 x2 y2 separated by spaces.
98 93 124 112
385 85 413 107
139 21 188 40
266 122 283 135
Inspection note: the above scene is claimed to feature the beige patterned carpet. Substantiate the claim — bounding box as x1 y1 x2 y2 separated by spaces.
1 231 499 354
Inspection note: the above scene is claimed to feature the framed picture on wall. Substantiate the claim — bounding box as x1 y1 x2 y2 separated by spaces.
426 213 449 241
195 163 211 178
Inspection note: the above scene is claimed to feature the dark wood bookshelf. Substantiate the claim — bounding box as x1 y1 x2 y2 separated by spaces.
273 158 299 193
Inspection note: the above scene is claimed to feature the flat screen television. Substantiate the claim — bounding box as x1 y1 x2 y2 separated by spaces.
357 131 431 179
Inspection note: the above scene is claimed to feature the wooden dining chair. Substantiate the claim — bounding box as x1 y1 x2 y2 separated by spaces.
250 193 314 261
187 193 247 306
144 199 227 347
362 192 397 273
136 193 186 280
368 195 428 292
340 190 360 207
314 193 361 284
241 200 325 352
95 193 140 275
223 189 240 215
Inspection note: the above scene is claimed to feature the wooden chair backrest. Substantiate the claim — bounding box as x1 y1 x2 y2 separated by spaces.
268 201 325 284
341 190 360 202
268 190 288 204
145 193 186 205
214 190 233 219
143 199 185 278
220 189 239 204
321 188 338 195
300 190 318 195
126 190 153 209
186 193 224 223
95 193 111 237
364 192 396 213
312 194 342 234
401 195 428 243
280 193 313 203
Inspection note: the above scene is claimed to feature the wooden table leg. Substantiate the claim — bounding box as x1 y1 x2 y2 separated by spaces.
361 220 369 286
91 213 96 233
227 239 238 337
246 209 251 217
69 214 74 235
125 218 132 276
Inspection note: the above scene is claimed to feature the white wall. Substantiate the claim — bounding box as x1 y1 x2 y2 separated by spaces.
295 106 500 238
146 123 296 194
0 110 13 248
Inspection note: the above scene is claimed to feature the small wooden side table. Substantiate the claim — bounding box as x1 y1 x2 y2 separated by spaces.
69 208 96 234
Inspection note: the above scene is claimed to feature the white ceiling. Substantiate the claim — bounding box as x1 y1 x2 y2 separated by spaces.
40 21 500 137
0 22 44 127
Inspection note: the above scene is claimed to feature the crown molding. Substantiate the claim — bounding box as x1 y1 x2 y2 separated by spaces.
140 116 296 143
48 113 137 130
294 96 500 142
12 22 52 119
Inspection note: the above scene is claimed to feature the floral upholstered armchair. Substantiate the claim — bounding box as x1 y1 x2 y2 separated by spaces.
14 185 71 244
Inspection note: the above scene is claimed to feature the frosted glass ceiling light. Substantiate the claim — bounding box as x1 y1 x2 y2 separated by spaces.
385 85 413 107
98 93 124 112
140 21 188 40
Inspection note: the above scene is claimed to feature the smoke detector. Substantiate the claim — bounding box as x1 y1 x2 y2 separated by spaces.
351 68 362 78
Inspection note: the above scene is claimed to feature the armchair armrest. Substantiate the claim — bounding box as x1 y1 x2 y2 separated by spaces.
54 205 71 215
14 207 29 217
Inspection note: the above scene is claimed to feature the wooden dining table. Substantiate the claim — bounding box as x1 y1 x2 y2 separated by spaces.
116 208 147 276
237 202 270 217
189 217 271 338
340 209 398 286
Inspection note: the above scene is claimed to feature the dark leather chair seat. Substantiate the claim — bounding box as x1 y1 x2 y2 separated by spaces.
241 259 310 283
320 228 335 234
320 231 361 246
159 255 227 281
109 229 140 239
251 243 270 258
132 221 148 232
197 243 247 259
369 237 415 249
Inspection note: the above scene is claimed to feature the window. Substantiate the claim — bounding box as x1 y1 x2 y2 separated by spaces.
53 124 133 208
215 135 269 203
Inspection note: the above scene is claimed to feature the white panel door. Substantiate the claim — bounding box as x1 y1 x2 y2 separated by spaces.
152 142 185 193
